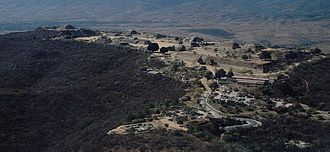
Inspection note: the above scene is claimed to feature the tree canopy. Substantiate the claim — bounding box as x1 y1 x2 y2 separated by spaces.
147 43 159 52
227 67 234 78
215 69 226 79
204 71 213 80
259 51 272 60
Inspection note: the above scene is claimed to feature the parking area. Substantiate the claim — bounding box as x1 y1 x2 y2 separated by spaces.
209 85 256 105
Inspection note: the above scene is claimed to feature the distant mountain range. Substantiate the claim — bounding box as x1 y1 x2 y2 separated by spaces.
1 0 329 23
0 0 329 51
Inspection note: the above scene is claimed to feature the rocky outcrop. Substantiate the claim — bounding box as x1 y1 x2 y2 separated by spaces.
57 28 97 39
34 24 97 39
130 30 138 35
58 24 76 30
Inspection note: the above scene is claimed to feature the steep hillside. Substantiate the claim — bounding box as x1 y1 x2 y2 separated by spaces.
0 29 186 151
272 57 330 110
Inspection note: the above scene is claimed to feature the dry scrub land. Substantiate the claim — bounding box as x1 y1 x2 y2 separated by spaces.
0 26 329 152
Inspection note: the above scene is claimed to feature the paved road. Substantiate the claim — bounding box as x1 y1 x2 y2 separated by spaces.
200 78 262 130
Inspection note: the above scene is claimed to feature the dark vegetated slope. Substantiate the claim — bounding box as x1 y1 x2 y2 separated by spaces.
273 57 330 110
0 30 186 151
291 58 330 109
223 115 330 151
99 129 224 152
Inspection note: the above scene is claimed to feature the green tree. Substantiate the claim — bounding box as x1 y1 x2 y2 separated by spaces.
232 43 241 49
223 143 252 152
210 82 219 90
259 51 272 60
227 67 234 78
215 69 226 79
155 101 168 111
198 56 205 64
204 70 213 80
147 43 159 52
210 59 217 65
160 47 168 54
247 70 253 76
177 45 186 51
241 54 249 60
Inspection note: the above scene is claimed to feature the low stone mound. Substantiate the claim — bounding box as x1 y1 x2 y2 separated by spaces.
58 24 76 30
57 28 97 39
130 30 138 35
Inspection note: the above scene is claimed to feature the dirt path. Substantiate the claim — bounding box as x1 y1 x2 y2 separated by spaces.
302 78 310 93
201 77 211 92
